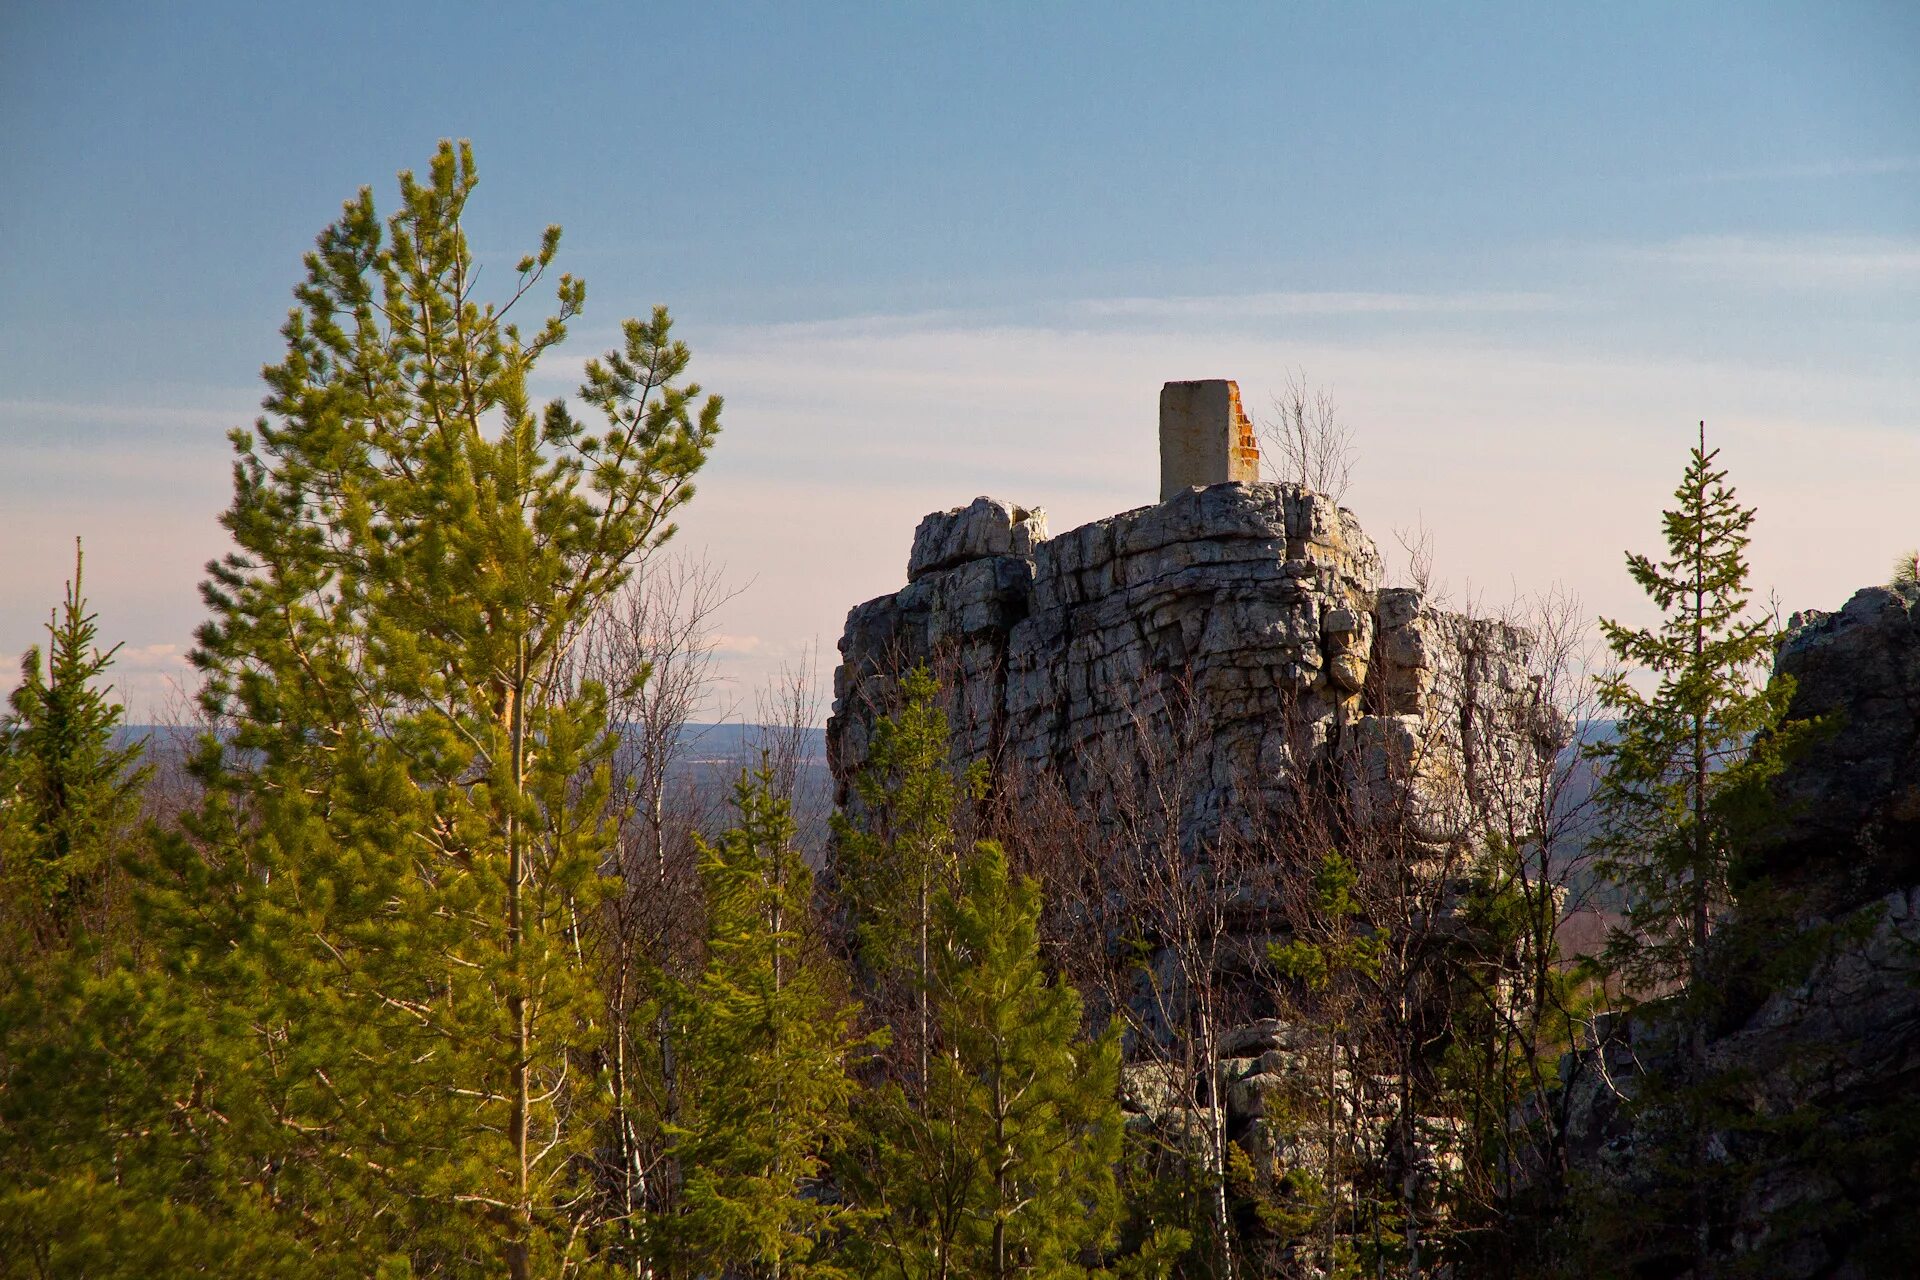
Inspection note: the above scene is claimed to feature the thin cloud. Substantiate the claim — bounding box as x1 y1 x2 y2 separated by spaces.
1618 235 1920 286
1679 157 1920 184
1076 290 1560 321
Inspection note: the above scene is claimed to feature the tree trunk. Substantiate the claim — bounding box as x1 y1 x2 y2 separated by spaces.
507 653 532 1280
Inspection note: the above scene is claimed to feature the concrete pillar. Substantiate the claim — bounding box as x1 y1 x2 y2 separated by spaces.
1159 379 1260 503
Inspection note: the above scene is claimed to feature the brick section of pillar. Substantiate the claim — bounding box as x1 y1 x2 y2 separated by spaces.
1159 378 1261 503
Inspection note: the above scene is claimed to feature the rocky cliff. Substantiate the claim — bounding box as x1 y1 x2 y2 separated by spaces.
828 484 1559 859
826 482 1566 1245
1752 584 1920 915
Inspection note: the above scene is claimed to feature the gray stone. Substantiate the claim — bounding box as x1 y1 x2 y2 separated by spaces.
907 496 1048 583
1756 582 1920 913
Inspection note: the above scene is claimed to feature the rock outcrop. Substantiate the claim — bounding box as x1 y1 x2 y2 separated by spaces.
829 482 1558 857
827 479 1561 1248
1557 581 1920 1278
1753 583 1920 914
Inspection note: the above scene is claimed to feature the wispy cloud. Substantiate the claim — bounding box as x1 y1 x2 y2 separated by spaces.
0 396 251 445
1618 235 1920 286
1075 290 1560 321
0 642 194 720
1679 157 1920 184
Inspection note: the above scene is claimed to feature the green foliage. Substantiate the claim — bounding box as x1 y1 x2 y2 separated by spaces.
832 667 986 982
1573 424 1818 1275
1892 549 1919 589
0 141 719 1277
1588 423 1794 1000
668 767 873 1278
1261 853 1399 1276
1269 853 1383 994
0 542 149 948
853 841 1128 1278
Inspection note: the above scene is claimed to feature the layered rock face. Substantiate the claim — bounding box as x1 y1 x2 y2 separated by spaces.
829 480 1557 1235
829 482 1556 855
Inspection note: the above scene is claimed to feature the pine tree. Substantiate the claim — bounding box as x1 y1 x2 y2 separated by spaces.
3 141 722 1276
856 841 1127 1279
0 540 149 951
831 666 983 1088
668 767 871 1279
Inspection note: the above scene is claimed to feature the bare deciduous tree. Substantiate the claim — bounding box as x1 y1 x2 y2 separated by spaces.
1000 672 1261 1280
1394 520 1438 599
747 645 829 857
562 553 741 1267
1262 373 1355 503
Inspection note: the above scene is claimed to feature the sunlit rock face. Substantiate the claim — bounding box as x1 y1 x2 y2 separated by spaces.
827 477 1561 1234
828 479 1555 859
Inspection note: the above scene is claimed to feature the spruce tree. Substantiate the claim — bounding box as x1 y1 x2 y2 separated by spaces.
1589 422 1790 1000
0 540 149 951
669 767 870 1279
1587 421 1792 1269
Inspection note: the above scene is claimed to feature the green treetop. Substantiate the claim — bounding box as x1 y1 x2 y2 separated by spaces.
64 140 721 1278
1589 422 1791 1000
857 841 1128 1279
831 665 984 1087
668 767 872 1280
0 540 150 950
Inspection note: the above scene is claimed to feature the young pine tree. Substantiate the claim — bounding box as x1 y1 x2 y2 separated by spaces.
831 666 983 1088
137 140 721 1276
668 767 871 1279
0 540 149 952
859 841 1127 1279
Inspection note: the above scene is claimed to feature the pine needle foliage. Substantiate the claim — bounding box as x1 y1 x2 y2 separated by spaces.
0 141 722 1277
831 665 986 1086
856 841 1128 1279
668 766 873 1279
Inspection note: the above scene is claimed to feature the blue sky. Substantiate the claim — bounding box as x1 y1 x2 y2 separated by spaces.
3 2 1916 713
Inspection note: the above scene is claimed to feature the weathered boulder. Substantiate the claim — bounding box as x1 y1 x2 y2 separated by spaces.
907 496 1048 583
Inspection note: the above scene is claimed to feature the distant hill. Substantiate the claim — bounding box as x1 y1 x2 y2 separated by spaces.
118 721 826 762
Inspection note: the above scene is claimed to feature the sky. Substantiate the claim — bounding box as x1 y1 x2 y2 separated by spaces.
3 1 1916 720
